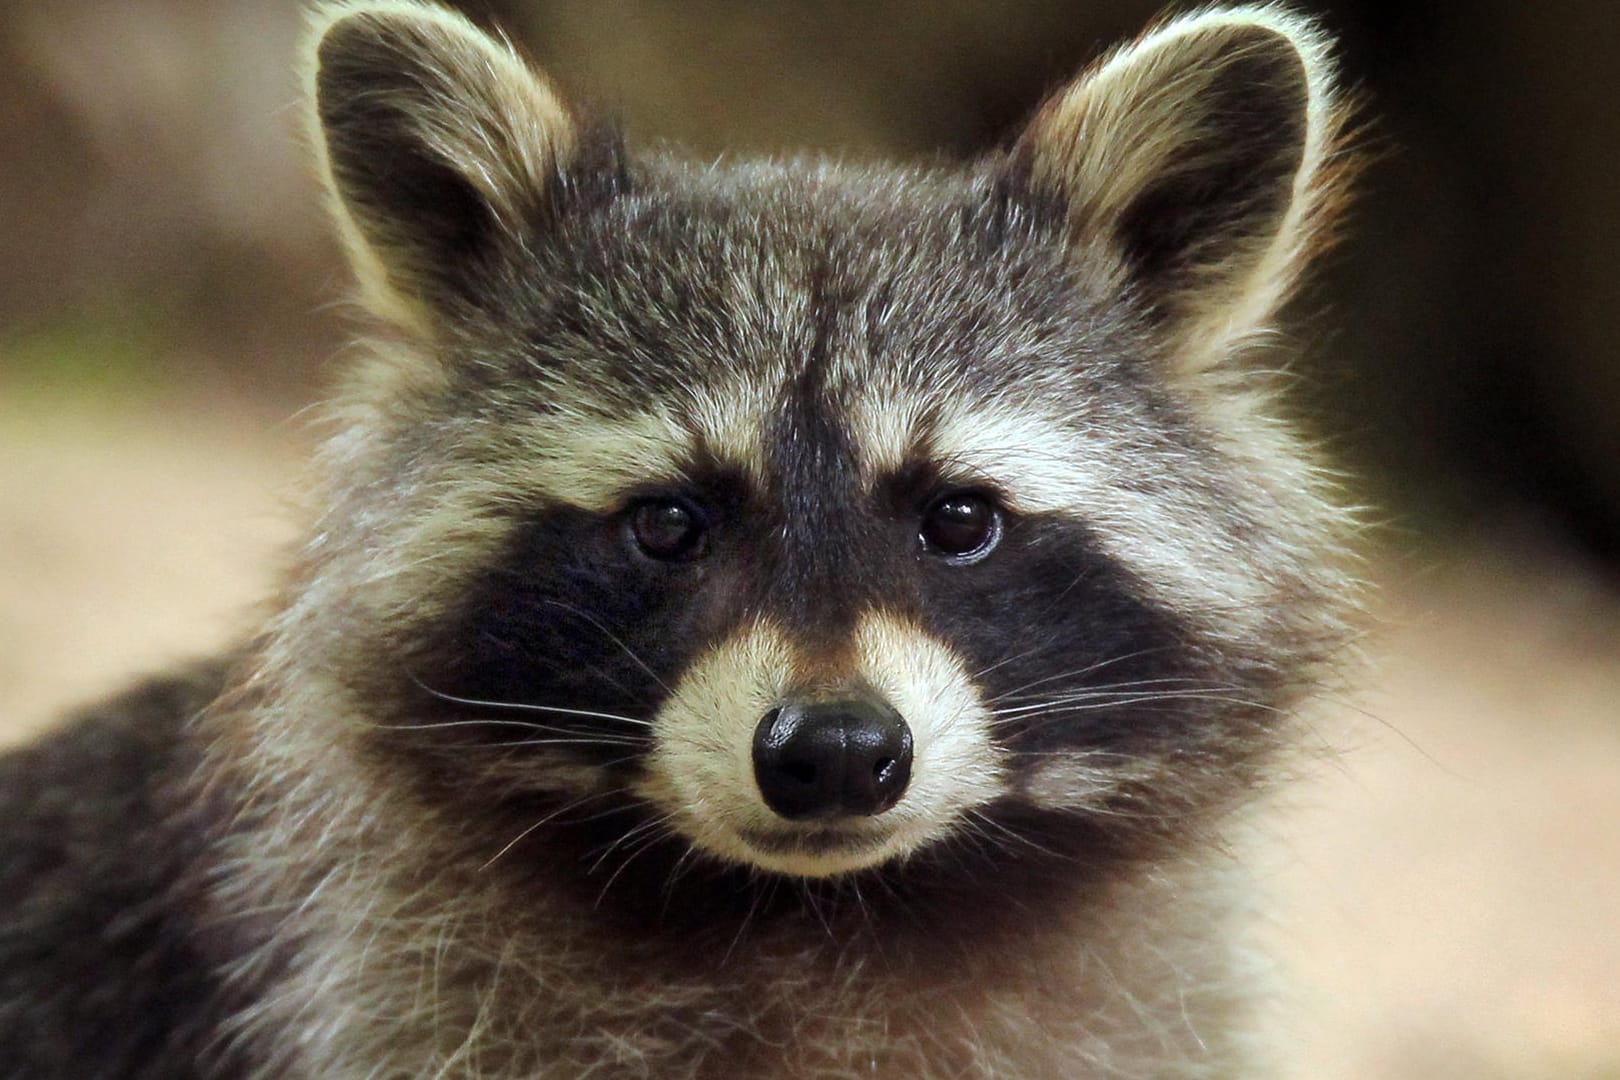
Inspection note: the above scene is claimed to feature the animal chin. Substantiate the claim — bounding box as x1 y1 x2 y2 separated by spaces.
733 824 904 878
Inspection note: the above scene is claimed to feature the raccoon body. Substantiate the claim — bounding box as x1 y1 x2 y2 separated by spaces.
0 4 1358 1077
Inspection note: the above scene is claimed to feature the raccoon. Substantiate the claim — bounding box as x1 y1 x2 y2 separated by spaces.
0 3 1360 1077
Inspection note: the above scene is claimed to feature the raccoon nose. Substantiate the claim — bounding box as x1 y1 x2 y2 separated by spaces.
752 699 913 821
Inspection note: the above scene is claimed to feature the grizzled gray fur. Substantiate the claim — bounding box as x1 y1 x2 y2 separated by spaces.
0 3 1360 1077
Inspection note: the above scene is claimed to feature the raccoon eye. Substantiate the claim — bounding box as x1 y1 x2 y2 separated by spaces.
628 498 708 561
919 492 1002 562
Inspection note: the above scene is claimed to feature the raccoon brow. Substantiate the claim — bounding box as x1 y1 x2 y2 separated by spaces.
608 460 754 513
880 457 1009 509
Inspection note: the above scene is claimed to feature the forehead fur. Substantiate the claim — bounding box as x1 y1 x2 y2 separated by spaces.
415 155 1145 480
463 159 1117 383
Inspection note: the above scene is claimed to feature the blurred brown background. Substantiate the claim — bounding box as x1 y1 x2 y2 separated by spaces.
2 2 1618 1077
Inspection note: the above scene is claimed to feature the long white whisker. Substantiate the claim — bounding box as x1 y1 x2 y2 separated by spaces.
984 647 1181 702
969 641 1054 682
963 809 1067 861
408 676 652 728
480 788 626 872
474 736 646 751
590 815 680 907
992 688 1256 719
997 694 1282 730
541 599 673 695
991 676 1231 707
375 718 643 742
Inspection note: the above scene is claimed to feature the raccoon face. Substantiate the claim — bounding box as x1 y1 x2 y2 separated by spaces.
305 4 1353 883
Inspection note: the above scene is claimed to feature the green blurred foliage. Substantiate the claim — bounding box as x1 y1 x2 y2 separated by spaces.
0 303 171 407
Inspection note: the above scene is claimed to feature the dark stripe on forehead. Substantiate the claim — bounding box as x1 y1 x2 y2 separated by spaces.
758 358 909 651
764 380 850 604
769 369 858 510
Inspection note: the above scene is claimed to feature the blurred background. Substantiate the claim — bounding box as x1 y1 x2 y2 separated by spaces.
1 2 1616 1076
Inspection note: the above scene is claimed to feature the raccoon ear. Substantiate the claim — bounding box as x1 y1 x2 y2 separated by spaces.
307 2 595 333
1012 7 1350 364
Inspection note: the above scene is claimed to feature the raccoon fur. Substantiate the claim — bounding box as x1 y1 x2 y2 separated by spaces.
0 3 1360 1077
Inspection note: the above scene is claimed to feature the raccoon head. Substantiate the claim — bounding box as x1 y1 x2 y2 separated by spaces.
298 2 1355 887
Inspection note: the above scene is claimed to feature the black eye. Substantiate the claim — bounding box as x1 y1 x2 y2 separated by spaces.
629 498 708 561
919 492 1002 561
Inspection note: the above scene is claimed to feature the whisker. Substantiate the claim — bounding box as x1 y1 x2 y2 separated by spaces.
586 814 670 878
984 647 1181 702
408 675 652 728
479 788 626 872
374 718 645 744
540 600 673 695
969 641 1055 682
991 675 1228 706
659 846 706 918
962 809 1068 862
466 736 646 752
996 687 1249 711
723 875 778 963
591 816 679 907
992 688 1264 720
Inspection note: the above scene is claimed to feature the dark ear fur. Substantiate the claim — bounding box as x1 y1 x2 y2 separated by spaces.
1013 7 1352 365
308 1 591 332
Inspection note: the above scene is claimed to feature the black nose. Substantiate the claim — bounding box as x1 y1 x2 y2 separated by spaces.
752 698 913 821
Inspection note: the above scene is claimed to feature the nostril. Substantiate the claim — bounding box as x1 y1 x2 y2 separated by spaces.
873 757 895 782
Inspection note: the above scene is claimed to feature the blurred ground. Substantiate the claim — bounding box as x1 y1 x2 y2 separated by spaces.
0 394 302 740
1 391 1617 1078
1273 543 1620 1079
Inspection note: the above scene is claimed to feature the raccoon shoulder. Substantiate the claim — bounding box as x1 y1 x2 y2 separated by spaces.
0 662 244 1079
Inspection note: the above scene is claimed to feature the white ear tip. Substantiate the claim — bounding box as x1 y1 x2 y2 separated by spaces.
304 0 580 332
1013 3 1352 365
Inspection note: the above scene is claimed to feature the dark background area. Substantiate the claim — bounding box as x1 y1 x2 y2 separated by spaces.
3 0 1618 568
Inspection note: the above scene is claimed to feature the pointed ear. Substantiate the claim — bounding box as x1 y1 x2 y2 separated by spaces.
1013 7 1352 364
306 2 596 333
